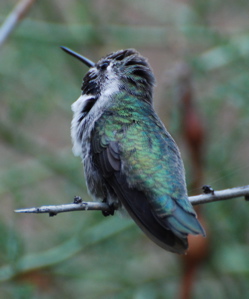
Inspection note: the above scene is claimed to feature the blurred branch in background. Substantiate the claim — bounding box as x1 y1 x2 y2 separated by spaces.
0 0 36 49
174 62 209 299
0 216 133 283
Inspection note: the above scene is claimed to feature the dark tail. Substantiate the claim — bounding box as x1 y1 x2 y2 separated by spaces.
110 172 189 254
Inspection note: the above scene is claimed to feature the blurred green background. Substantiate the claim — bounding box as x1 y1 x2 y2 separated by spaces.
0 0 249 298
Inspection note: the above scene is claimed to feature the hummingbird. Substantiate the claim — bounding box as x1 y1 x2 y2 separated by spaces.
61 46 205 254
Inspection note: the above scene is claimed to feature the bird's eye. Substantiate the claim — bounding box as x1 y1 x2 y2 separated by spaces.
98 61 109 71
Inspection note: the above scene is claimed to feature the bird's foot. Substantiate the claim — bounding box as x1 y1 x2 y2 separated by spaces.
102 200 116 217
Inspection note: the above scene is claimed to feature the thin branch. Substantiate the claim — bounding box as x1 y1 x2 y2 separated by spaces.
15 200 111 216
15 185 249 216
190 184 249 204
0 0 36 49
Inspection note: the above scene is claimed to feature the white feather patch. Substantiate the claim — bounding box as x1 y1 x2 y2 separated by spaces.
71 94 93 156
71 61 120 158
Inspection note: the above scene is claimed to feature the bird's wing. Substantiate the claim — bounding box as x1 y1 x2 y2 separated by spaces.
92 130 188 253
115 112 205 239
91 104 204 253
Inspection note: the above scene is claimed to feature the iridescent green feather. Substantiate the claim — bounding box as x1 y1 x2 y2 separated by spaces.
95 91 198 223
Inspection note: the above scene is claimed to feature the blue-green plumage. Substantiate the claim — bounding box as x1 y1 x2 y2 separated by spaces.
62 47 205 253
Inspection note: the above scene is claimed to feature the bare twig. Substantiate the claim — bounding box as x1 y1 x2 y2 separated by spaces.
15 185 249 216
15 201 111 216
0 0 36 48
191 184 249 204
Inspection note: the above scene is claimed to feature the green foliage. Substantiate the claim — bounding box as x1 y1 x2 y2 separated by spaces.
0 0 249 298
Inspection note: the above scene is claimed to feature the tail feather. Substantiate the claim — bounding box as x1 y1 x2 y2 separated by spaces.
164 203 206 239
103 166 205 253
110 172 189 254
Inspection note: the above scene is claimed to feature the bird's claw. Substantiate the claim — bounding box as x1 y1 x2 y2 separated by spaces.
102 202 115 217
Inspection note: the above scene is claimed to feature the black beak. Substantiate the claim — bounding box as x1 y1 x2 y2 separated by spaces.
60 46 95 68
